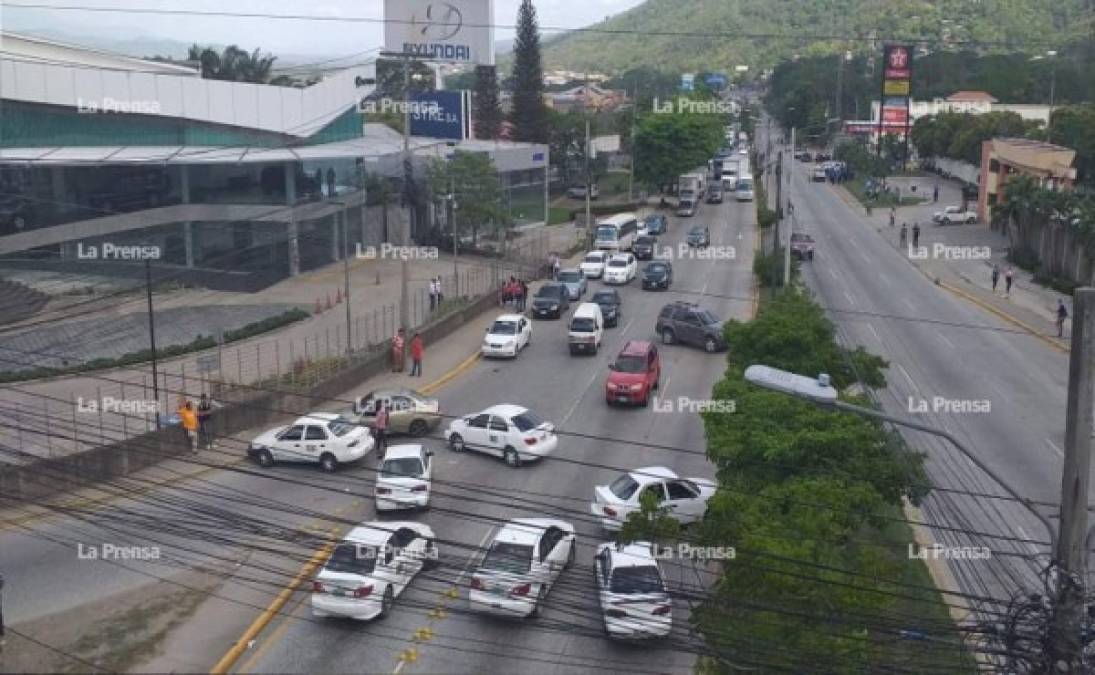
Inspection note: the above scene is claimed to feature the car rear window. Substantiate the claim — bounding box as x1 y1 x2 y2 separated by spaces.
592 291 616 304
511 411 544 432
380 457 424 478
610 565 664 594
325 542 377 575
610 474 640 500
480 541 533 574
608 259 627 268
558 271 580 283
571 317 596 332
584 254 603 263
647 263 668 273
536 285 562 298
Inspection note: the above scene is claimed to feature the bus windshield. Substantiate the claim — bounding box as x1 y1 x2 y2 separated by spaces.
595 225 617 242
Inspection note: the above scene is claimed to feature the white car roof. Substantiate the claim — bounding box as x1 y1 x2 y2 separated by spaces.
492 314 525 324
293 413 341 425
607 253 632 262
342 521 433 548
382 444 424 460
584 251 606 259
573 302 602 319
478 403 528 419
495 518 569 546
630 466 679 482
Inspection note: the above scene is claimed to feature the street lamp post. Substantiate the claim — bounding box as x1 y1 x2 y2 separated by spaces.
742 364 1058 549
1047 50 1058 144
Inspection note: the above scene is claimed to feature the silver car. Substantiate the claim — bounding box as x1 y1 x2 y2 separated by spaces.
556 268 587 300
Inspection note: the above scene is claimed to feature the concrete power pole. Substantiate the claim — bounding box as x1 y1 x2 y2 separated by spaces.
585 117 592 249
773 150 783 258
400 55 411 334
1050 288 1095 671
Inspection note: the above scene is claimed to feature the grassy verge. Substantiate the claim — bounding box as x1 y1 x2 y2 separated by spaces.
0 308 310 382
845 177 929 210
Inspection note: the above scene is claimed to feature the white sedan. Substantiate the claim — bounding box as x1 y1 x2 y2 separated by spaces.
603 253 637 285
311 521 437 621
595 541 672 639
469 518 576 618
579 251 608 279
376 444 433 511
447 404 558 466
481 314 532 358
591 466 715 531
248 413 374 472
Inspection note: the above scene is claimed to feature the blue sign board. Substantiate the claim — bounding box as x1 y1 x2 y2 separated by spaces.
681 73 695 91
409 90 469 141
705 73 727 89
532 152 544 162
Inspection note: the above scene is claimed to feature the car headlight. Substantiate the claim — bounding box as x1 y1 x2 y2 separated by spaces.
630 384 643 392
550 303 559 309
505 339 516 347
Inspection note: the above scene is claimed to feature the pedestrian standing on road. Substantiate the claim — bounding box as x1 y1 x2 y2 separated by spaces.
889 208 896 227
933 184 939 203
552 255 561 280
428 278 437 312
409 332 423 376
899 223 908 247
197 393 214 450
519 279 529 311
374 401 389 457
514 278 525 311
177 400 198 452
1005 267 1014 297
1056 299 1069 338
391 328 405 372
435 276 444 305
912 222 921 249
991 264 1000 293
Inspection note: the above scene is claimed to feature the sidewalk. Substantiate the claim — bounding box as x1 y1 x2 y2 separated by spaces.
847 176 1071 351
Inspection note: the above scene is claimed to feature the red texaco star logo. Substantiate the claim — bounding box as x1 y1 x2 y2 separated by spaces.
889 48 908 68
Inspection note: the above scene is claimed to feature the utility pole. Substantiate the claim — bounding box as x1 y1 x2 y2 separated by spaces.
1050 287 1095 671
449 173 459 297
1047 51 1058 144
400 53 412 335
145 259 160 430
340 205 352 357
765 116 772 196
584 116 593 249
774 150 783 258
628 77 638 203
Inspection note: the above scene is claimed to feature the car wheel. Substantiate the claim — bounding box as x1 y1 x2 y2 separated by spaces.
408 419 429 437
449 433 465 452
704 336 718 353
319 453 338 472
531 585 546 618
661 329 675 345
255 448 274 467
379 586 394 619
504 446 521 467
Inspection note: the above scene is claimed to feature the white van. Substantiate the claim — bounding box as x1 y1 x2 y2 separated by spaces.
568 303 604 355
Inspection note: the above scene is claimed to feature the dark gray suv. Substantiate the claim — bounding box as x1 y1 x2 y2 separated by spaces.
654 301 727 353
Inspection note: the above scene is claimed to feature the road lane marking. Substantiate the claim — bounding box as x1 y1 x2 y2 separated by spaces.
843 290 856 307
1045 439 1063 458
827 267 838 279
936 332 956 350
903 298 917 313
895 364 919 394
562 367 602 425
1015 525 1044 557
866 324 883 346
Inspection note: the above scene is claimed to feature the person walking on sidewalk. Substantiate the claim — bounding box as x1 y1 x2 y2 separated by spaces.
374 401 389 457
519 279 529 311
391 328 406 372
991 264 1000 293
428 278 437 312
177 399 198 452
889 208 896 228
1056 299 1069 338
409 332 423 376
435 276 444 305
1005 267 1014 297
932 184 939 203
197 393 215 450
912 222 921 249
899 223 908 248
514 278 525 311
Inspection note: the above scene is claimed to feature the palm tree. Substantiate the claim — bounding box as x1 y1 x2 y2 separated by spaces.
187 44 280 84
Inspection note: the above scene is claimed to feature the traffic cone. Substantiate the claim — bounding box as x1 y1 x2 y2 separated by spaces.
335 288 342 304
314 298 323 314
325 294 332 310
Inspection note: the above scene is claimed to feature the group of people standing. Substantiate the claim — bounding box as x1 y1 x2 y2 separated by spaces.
499 276 529 311
898 222 922 249
176 394 215 452
390 328 425 377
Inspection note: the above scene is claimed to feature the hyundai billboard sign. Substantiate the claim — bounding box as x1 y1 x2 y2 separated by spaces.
409 90 470 140
384 0 495 65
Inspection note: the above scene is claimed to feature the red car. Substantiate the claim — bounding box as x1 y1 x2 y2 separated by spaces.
605 340 661 406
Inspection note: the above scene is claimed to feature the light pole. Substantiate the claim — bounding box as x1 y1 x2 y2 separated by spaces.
742 364 1057 549
1030 50 1058 144
328 197 354 357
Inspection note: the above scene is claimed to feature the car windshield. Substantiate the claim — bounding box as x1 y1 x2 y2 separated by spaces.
558 271 580 283
571 317 596 332
511 410 545 432
490 320 518 335
326 417 356 437
380 457 424 478
646 263 667 274
696 309 720 325
480 541 533 574
636 236 654 246
592 291 617 304
325 542 377 576
607 259 627 268
643 216 661 226
610 565 664 595
689 228 705 236
535 285 562 299
610 473 640 500
615 355 647 374
584 254 603 264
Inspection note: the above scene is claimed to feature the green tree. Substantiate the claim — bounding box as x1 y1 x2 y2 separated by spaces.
633 96 724 192
187 44 279 83
425 152 510 247
374 58 436 100
1049 105 1095 186
473 65 504 140
509 0 548 143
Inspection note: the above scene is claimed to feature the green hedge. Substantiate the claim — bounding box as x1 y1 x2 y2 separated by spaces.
0 307 311 383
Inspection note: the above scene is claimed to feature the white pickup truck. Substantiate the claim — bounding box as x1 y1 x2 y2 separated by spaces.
932 205 977 225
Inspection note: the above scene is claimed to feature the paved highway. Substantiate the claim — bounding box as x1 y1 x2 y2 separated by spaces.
0 193 756 673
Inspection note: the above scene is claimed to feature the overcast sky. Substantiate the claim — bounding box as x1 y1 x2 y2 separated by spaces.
2 0 646 57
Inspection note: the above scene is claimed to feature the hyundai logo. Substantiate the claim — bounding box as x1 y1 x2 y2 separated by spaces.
413 2 462 41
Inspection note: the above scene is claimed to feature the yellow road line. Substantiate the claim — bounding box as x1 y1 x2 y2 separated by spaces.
419 351 481 395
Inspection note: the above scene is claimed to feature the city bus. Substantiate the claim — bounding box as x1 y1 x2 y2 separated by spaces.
594 213 639 251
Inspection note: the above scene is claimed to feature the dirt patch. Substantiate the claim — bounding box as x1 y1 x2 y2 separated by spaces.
0 570 220 673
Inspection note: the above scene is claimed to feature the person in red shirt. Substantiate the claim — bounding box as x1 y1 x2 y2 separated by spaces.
409 333 423 377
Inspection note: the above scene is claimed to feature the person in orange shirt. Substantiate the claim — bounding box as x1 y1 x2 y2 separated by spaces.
177 400 198 452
